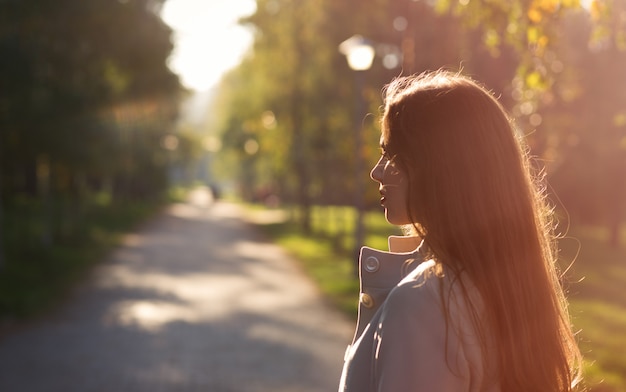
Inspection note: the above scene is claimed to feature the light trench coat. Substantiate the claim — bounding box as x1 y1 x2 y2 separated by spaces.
338 236 499 392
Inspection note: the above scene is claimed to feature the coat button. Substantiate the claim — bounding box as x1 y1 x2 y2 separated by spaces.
364 256 380 273
360 293 374 308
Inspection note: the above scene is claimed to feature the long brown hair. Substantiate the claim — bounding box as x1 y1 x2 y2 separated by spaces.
380 70 582 391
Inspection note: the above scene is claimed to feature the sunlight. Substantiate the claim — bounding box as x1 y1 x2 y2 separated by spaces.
581 0 593 10
160 0 256 91
112 301 191 331
101 267 252 331
99 236 315 333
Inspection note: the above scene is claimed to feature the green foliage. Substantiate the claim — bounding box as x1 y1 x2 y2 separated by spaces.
0 0 183 202
437 0 580 91
0 195 162 317
0 0 191 301
214 0 520 220
212 0 626 244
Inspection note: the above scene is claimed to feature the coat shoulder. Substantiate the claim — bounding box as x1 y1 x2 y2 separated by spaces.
382 259 444 317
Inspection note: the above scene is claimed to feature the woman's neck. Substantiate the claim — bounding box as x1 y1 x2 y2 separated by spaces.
388 235 422 253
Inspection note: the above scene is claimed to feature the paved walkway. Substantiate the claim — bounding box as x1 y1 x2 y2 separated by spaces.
0 189 353 392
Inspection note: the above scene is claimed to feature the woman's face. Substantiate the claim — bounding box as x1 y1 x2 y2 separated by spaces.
370 150 411 225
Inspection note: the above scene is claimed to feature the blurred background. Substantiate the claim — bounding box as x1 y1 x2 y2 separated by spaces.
1 0 625 390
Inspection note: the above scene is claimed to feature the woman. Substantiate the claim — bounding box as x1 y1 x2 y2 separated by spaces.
338 71 582 391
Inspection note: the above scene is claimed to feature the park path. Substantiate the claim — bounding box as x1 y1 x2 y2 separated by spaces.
0 189 353 392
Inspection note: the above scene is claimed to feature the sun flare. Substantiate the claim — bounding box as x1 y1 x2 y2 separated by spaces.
160 0 256 91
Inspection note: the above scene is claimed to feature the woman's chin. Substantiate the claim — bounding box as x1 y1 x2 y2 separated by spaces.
384 211 410 226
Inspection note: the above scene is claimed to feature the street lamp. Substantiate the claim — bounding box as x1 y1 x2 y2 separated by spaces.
339 35 375 271
339 35 375 71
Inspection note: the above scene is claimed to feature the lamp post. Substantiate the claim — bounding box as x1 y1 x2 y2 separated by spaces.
339 35 375 270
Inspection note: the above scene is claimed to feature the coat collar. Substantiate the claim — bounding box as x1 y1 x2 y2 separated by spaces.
358 236 424 290
353 236 427 339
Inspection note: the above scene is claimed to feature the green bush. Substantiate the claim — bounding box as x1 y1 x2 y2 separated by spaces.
0 195 162 318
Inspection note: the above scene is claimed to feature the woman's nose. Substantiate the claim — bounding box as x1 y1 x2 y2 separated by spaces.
370 158 383 182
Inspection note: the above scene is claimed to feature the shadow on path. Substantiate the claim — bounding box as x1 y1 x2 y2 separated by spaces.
0 193 353 392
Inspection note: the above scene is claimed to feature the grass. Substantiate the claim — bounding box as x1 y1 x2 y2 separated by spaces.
558 225 626 391
252 205 402 316
255 206 370 316
249 204 626 392
0 188 188 319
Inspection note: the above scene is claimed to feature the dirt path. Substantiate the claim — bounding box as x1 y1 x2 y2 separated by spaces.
0 190 353 392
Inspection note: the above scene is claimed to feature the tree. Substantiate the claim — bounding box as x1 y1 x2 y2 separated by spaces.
214 0 626 247
215 0 519 214
0 0 182 256
0 0 181 200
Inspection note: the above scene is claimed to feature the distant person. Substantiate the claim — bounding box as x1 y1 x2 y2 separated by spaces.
209 183 221 200
339 71 583 391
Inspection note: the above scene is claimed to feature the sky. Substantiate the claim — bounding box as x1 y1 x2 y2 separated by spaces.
160 0 256 92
